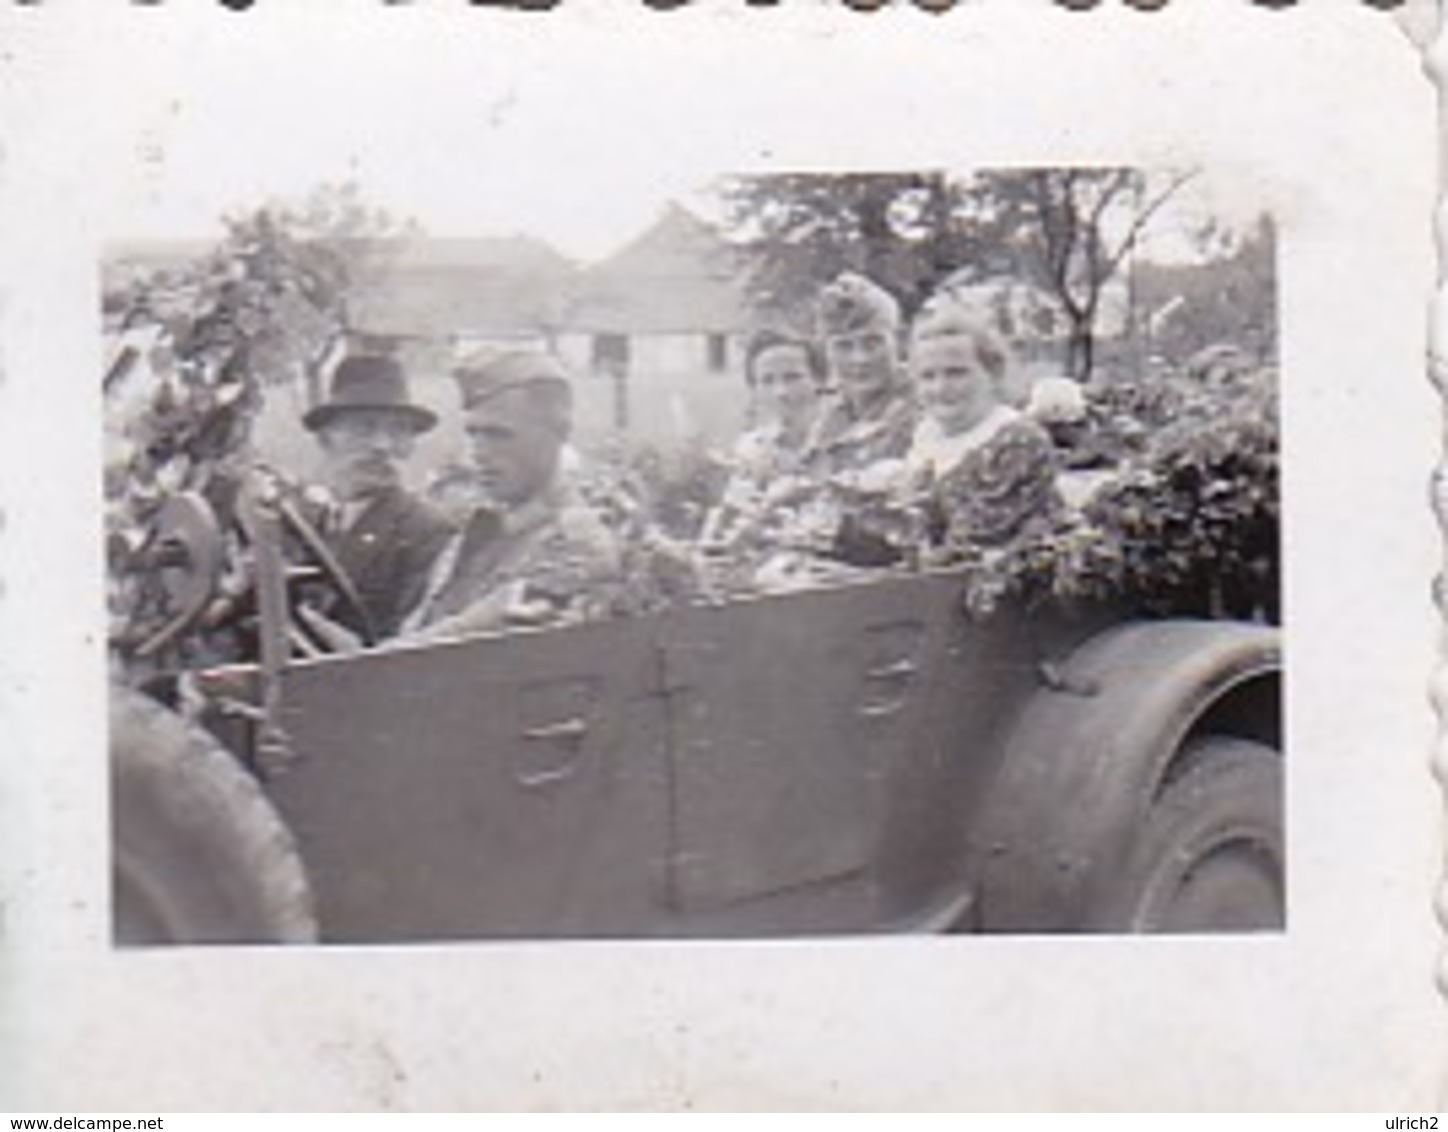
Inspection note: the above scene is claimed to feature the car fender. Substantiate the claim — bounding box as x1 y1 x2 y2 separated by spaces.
968 618 1281 931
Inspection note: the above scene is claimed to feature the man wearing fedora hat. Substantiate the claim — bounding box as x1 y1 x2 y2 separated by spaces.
401 348 623 641
298 353 454 640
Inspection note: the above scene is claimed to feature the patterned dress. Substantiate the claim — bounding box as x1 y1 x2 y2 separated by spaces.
699 421 813 552
803 392 917 479
714 394 918 585
908 408 1060 553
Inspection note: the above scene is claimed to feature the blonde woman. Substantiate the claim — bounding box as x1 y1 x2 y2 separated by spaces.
905 294 1060 551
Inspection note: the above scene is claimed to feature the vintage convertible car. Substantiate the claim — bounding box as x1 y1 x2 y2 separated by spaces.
110 489 1282 944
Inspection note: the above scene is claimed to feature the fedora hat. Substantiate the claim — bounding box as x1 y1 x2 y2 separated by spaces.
303 354 438 434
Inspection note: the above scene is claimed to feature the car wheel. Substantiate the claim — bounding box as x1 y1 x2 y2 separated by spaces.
112 686 317 945
1090 736 1284 933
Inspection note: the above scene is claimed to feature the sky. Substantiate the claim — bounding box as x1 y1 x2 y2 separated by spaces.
112 164 1266 271
40 5 1283 269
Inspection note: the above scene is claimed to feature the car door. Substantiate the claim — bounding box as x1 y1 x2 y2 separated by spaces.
268 615 667 942
654 575 954 928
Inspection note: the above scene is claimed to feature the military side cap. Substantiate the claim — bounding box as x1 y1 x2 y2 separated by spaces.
910 289 983 339
303 354 437 434
816 272 902 338
453 347 573 410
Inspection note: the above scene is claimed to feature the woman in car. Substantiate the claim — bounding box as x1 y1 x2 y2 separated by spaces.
904 292 1060 554
698 328 827 557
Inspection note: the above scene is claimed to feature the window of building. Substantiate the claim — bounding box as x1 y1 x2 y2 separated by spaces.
592 333 630 375
706 333 729 373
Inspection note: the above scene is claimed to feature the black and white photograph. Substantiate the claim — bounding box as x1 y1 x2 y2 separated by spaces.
2 0 1438 1111
103 168 1283 944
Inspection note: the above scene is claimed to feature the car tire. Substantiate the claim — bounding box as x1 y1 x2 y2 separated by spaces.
1089 735 1284 932
112 686 317 945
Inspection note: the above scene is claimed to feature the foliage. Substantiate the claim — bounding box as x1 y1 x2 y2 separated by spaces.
956 169 1196 379
1137 214 1277 370
571 339 1278 629
104 180 1277 674
714 168 1195 379
945 364 1279 623
104 184 414 664
571 435 730 613
714 171 988 329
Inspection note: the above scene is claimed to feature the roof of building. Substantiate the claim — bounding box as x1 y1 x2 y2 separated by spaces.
387 235 574 274
350 236 576 339
568 204 749 335
107 210 753 344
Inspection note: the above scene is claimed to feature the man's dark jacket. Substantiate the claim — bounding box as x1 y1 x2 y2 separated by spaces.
308 486 454 641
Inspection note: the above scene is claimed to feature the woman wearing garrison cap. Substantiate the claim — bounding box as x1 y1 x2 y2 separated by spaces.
715 274 919 587
806 271 917 477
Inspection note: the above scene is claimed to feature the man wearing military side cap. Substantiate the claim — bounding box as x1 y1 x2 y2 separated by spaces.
402 348 623 640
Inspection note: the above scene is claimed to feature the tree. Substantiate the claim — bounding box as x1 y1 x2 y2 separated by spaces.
1135 213 1277 369
104 185 417 666
107 181 416 413
713 172 992 329
717 168 1194 380
220 182 418 405
956 168 1196 380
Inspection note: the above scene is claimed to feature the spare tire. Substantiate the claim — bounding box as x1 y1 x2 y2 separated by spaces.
112 685 317 945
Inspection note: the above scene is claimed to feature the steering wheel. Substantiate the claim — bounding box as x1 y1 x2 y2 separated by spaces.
127 486 377 661
272 495 378 649
131 492 226 659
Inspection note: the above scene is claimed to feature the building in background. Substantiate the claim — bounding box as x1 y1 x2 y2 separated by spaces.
558 204 751 446
348 206 754 454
